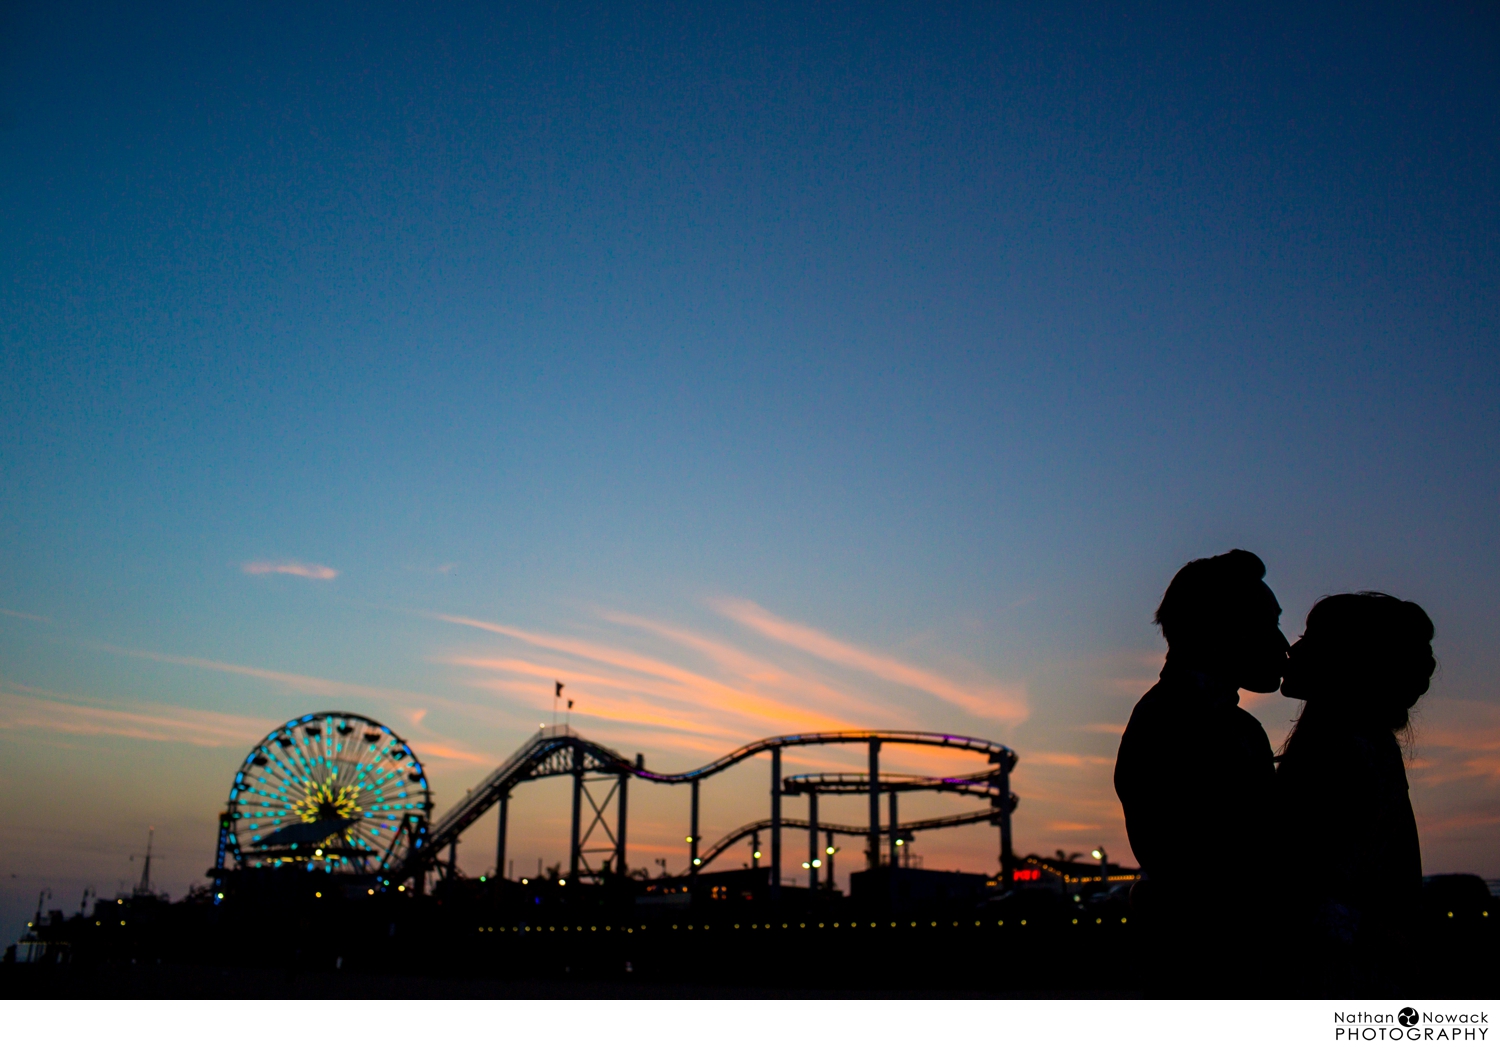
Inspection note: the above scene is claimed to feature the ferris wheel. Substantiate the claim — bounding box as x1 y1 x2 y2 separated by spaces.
221 712 431 875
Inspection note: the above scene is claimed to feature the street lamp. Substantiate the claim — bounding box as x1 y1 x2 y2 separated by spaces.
822 839 840 894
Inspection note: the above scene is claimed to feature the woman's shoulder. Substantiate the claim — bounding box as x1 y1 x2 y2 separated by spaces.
1279 726 1406 791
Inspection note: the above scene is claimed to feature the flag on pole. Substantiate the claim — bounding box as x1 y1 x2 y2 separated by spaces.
567 699 574 710
555 681 564 697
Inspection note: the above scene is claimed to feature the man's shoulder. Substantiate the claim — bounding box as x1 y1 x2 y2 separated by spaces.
1118 679 1186 765
1120 678 1272 754
1123 678 1193 731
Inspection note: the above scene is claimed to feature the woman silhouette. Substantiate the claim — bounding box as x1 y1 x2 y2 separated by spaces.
1277 592 1436 995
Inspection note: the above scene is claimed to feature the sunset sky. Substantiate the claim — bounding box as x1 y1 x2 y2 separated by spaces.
2 3 1497 941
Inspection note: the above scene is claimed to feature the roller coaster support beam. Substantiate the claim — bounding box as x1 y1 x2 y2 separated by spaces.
495 792 509 881
867 738 881 869
615 771 628 876
826 829 836 890
807 791 819 891
569 744 583 882
770 745 782 895
689 779 700 884
996 763 1014 888
447 839 457 882
888 791 900 868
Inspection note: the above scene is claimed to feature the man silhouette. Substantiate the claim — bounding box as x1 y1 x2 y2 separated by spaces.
1114 549 1288 991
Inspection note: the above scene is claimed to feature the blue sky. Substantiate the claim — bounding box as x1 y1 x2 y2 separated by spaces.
1 2 1497 938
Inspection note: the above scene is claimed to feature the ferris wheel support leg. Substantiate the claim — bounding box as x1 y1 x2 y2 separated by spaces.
214 813 229 890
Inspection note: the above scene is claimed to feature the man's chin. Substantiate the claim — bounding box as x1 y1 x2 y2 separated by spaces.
1241 676 1283 695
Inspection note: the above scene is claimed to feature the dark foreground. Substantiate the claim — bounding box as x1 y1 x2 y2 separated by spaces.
1 960 1117 999
7 872 1495 998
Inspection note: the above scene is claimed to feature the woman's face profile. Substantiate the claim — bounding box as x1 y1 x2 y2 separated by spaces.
1280 634 1319 701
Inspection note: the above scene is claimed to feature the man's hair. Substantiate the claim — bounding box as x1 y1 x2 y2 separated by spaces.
1154 549 1268 649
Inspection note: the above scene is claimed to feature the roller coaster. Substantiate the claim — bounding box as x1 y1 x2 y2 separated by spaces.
216 714 1020 892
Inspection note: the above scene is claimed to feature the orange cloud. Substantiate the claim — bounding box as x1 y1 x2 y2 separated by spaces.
242 561 338 580
405 738 492 766
1022 751 1115 768
431 615 853 734
709 597 1028 724
461 668 748 743
1410 699 1500 786
600 610 893 722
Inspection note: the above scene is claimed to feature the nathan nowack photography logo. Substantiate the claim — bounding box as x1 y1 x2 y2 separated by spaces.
1334 1008 1489 1042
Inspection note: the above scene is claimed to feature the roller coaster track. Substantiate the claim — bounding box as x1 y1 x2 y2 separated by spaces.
781 770 1004 797
631 730 1016 782
694 803 1016 871
402 726 1019 882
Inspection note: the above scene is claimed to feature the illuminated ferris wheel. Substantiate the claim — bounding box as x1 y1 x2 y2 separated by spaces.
220 712 431 875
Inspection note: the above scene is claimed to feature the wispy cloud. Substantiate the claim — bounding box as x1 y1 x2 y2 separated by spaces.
432 614 853 737
1023 751 1115 768
709 597 1028 724
403 738 491 765
0 683 493 770
0 684 269 749
1411 700 1500 786
600 610 894 722
0 608 50 623
456 661 753 742
241 561 338 580
428 605 1031 781
100 645 455 708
